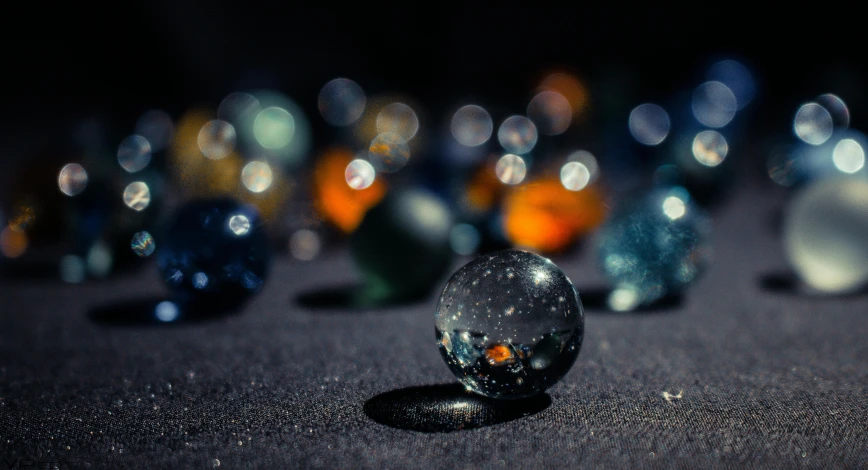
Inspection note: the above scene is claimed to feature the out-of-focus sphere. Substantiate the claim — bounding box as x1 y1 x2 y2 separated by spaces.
816 93 849 130
368 132 410 173
60 255 85 283
198 120 237 159
86 240 113 278
253 106 295 149
318 78 366 126
692 81 737 128
495 154 527 185
794 103 833 145
345 158 376 190
131 231 156 257
436 250 584 398
135 110 174 151
566 150 599 182
832 138 865 174
527 91 572 136
117 134 152 173
560 161 591 191
58 163 88 196
123 182 151 211
376 102 419 141
218 92 261 124
783 177 868 293
707 59 755 109
158 199 270 305
596 187 711 309
241 161 274 193
629 103 670 146
449 223 481 256
497 116 538 155
289 229 321 261
451 105 493 147
692 130 728 167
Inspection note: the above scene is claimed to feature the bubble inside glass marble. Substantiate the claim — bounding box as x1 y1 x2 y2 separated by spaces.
157 199 269 305
596 186 711 310
497 116 538 155
435 250 584 399
131 231 156 257
783 177 868 294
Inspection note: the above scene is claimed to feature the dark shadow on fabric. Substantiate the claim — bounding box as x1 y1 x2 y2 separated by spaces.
295 283 429 311
89 297 241 326
579 286 682 314
364 383 550 433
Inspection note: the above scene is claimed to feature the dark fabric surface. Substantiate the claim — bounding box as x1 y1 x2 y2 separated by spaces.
2 182 867 469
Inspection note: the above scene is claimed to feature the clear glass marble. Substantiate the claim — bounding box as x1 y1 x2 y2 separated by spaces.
435 250 584 399
596 186 711 310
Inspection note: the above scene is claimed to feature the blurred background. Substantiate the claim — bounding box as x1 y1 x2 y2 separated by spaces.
2 3 867 299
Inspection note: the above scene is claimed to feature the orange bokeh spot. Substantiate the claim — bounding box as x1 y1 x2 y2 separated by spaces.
503 178 607 253
539 72 590 120
313 148 386 233
0 226 28 258
462 159 504 215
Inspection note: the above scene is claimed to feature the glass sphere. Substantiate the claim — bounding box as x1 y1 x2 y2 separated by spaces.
157 199 269 306
783 177 868 294
596 187 711 310
435 250 584 399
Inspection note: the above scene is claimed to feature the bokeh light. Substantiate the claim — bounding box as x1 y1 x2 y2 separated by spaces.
707 59 755 110
832 138 865 174
526 91 572 136
155 301 180 322
503 178 607 253
289 229 321 261
198 119 237 159
497 116 538 155
538 72 590 120
131 231 156 257
345 158 376 190
816 93 850 130
58 163 88 196
368 132 411 173
218 92 261 124
313 147 387 233
560 161 591 191
0 226 27 258
135 109 174 151
123 182 151 211
662 195 686 220
241 160 274 193
60 255 85 283
86 241 113 278
449 223 481 256
228 214 251 236
253 106 295 149
376 102 419 141
629 103 670 146
451 105 493 147
691 130 728 167
794 102 833 145
117 134 152 173
495 154 527 185
319 78 366 126
692 81 737 128
566 150 599 182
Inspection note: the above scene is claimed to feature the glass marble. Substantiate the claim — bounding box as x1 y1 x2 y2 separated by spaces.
783 177 868 294
595 186 711 310
157 199 269 306
435 250 584 399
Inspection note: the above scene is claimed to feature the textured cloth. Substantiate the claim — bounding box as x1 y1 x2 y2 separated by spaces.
1 181 867 469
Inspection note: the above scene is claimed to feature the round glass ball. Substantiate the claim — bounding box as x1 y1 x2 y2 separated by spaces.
157 199 270 307
783 177 868 294
435 250 584 399
595 186 711 310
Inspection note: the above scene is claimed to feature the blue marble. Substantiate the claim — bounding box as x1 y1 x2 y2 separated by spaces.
157 199 269 307
596 186 711 310
436 250 584 399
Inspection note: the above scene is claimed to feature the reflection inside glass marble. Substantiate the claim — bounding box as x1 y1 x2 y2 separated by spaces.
435 250 584 399
596 186 711 309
